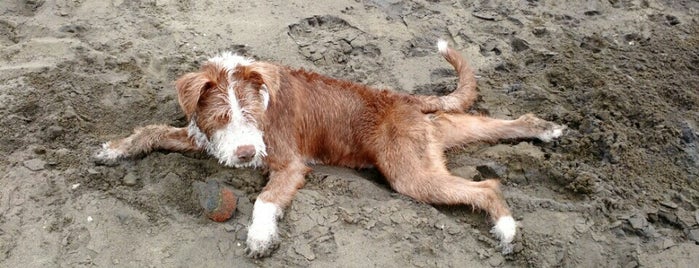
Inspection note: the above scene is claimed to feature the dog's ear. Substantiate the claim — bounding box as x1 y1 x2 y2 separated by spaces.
176 72 211 118
239 62 279 108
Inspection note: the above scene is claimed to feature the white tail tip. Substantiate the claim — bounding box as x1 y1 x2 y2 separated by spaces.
437 39 448 54
491 216 517 246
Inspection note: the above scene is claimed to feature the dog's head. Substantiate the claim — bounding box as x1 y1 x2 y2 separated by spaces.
175 53 277 168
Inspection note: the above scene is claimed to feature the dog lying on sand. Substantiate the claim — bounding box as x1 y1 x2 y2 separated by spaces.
95 40 565 257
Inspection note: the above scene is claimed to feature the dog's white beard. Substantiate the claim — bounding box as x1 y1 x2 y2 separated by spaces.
208 122 267 168
187 120 267 168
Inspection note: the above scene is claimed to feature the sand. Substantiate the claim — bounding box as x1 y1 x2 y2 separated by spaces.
1 0 698 267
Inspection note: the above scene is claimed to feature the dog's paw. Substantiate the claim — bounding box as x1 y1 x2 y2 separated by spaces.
537 123 566 142
245 223 280 258
490 216 517 254
93 142 126 166
518 114 566 142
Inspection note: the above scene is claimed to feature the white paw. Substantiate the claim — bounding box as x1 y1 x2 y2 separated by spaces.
437 39 448 54
538 124 566 142
245 220 280 258
490 216 517 254
93 142 126 166
245 200 282 258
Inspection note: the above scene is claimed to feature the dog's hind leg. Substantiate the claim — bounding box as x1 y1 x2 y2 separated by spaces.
372 121 516 251
377 153 517 251
434 113 566 148
94 125 201 165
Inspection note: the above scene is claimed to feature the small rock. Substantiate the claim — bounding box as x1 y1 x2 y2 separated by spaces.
122 172 138 186
574 220 590 233
624 261 639 268
511 37 530 52
55 148 70 156
659 201 678 209
687 229 699 243
294 243 315 260
23 158 46 171
33 147 47 155
218 241 231 253
658 210 681 227
665 15 680 26
695 210 699 225
488 254 504 266
236 229 247 241
59 24 86 33
452 166 479 180
532 27 547 36
223 224 238 233
45 126 64 140
676 208 696 228
628 214 648 230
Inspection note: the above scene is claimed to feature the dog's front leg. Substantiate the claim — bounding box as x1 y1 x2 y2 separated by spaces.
94 125 201 166
246 160 309 258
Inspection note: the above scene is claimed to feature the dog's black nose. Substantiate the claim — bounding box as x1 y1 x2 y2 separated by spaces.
235 145 256 162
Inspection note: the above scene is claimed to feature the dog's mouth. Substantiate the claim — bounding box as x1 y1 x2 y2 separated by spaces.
210 144 267 169
196 122 268 169
219 155 265 168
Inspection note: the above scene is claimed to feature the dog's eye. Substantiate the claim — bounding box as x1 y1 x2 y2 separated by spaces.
203 81 214 91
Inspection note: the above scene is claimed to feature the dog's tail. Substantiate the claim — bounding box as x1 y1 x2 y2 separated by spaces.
410 40 478 113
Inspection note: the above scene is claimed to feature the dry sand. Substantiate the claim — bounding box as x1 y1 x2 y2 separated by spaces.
1 0 698 267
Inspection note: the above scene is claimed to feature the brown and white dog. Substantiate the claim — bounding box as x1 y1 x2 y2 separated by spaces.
95 41 565 257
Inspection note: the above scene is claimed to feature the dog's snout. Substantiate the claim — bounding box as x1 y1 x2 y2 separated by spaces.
235 145 256 162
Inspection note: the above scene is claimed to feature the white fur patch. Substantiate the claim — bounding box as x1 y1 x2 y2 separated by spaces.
246 200 282 255
187 120 209 148
205 87 267 168
260 85 270 110
538 124 566 142
208 52 253 72
437 39 448 54
491 216 517 252
95 142 125 160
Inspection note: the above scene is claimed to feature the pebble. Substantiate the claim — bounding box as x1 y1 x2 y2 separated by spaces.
627 213 648 230
676 208 696 228
687 229 699 243
122 172 138 186
694 210 699 226
294 243 316 260
658 210 680 227
45 126 64 140
33 147 46 154
659 201 678 209
218 241 231 253
532 27 547 36
488 254 504 266
451 166 479 180
236 229 247 241
58 24 86 33
511 37 530 52
223 224 238 233
23 158 46 171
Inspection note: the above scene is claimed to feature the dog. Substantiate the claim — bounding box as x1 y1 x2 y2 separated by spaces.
95 40 565 257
